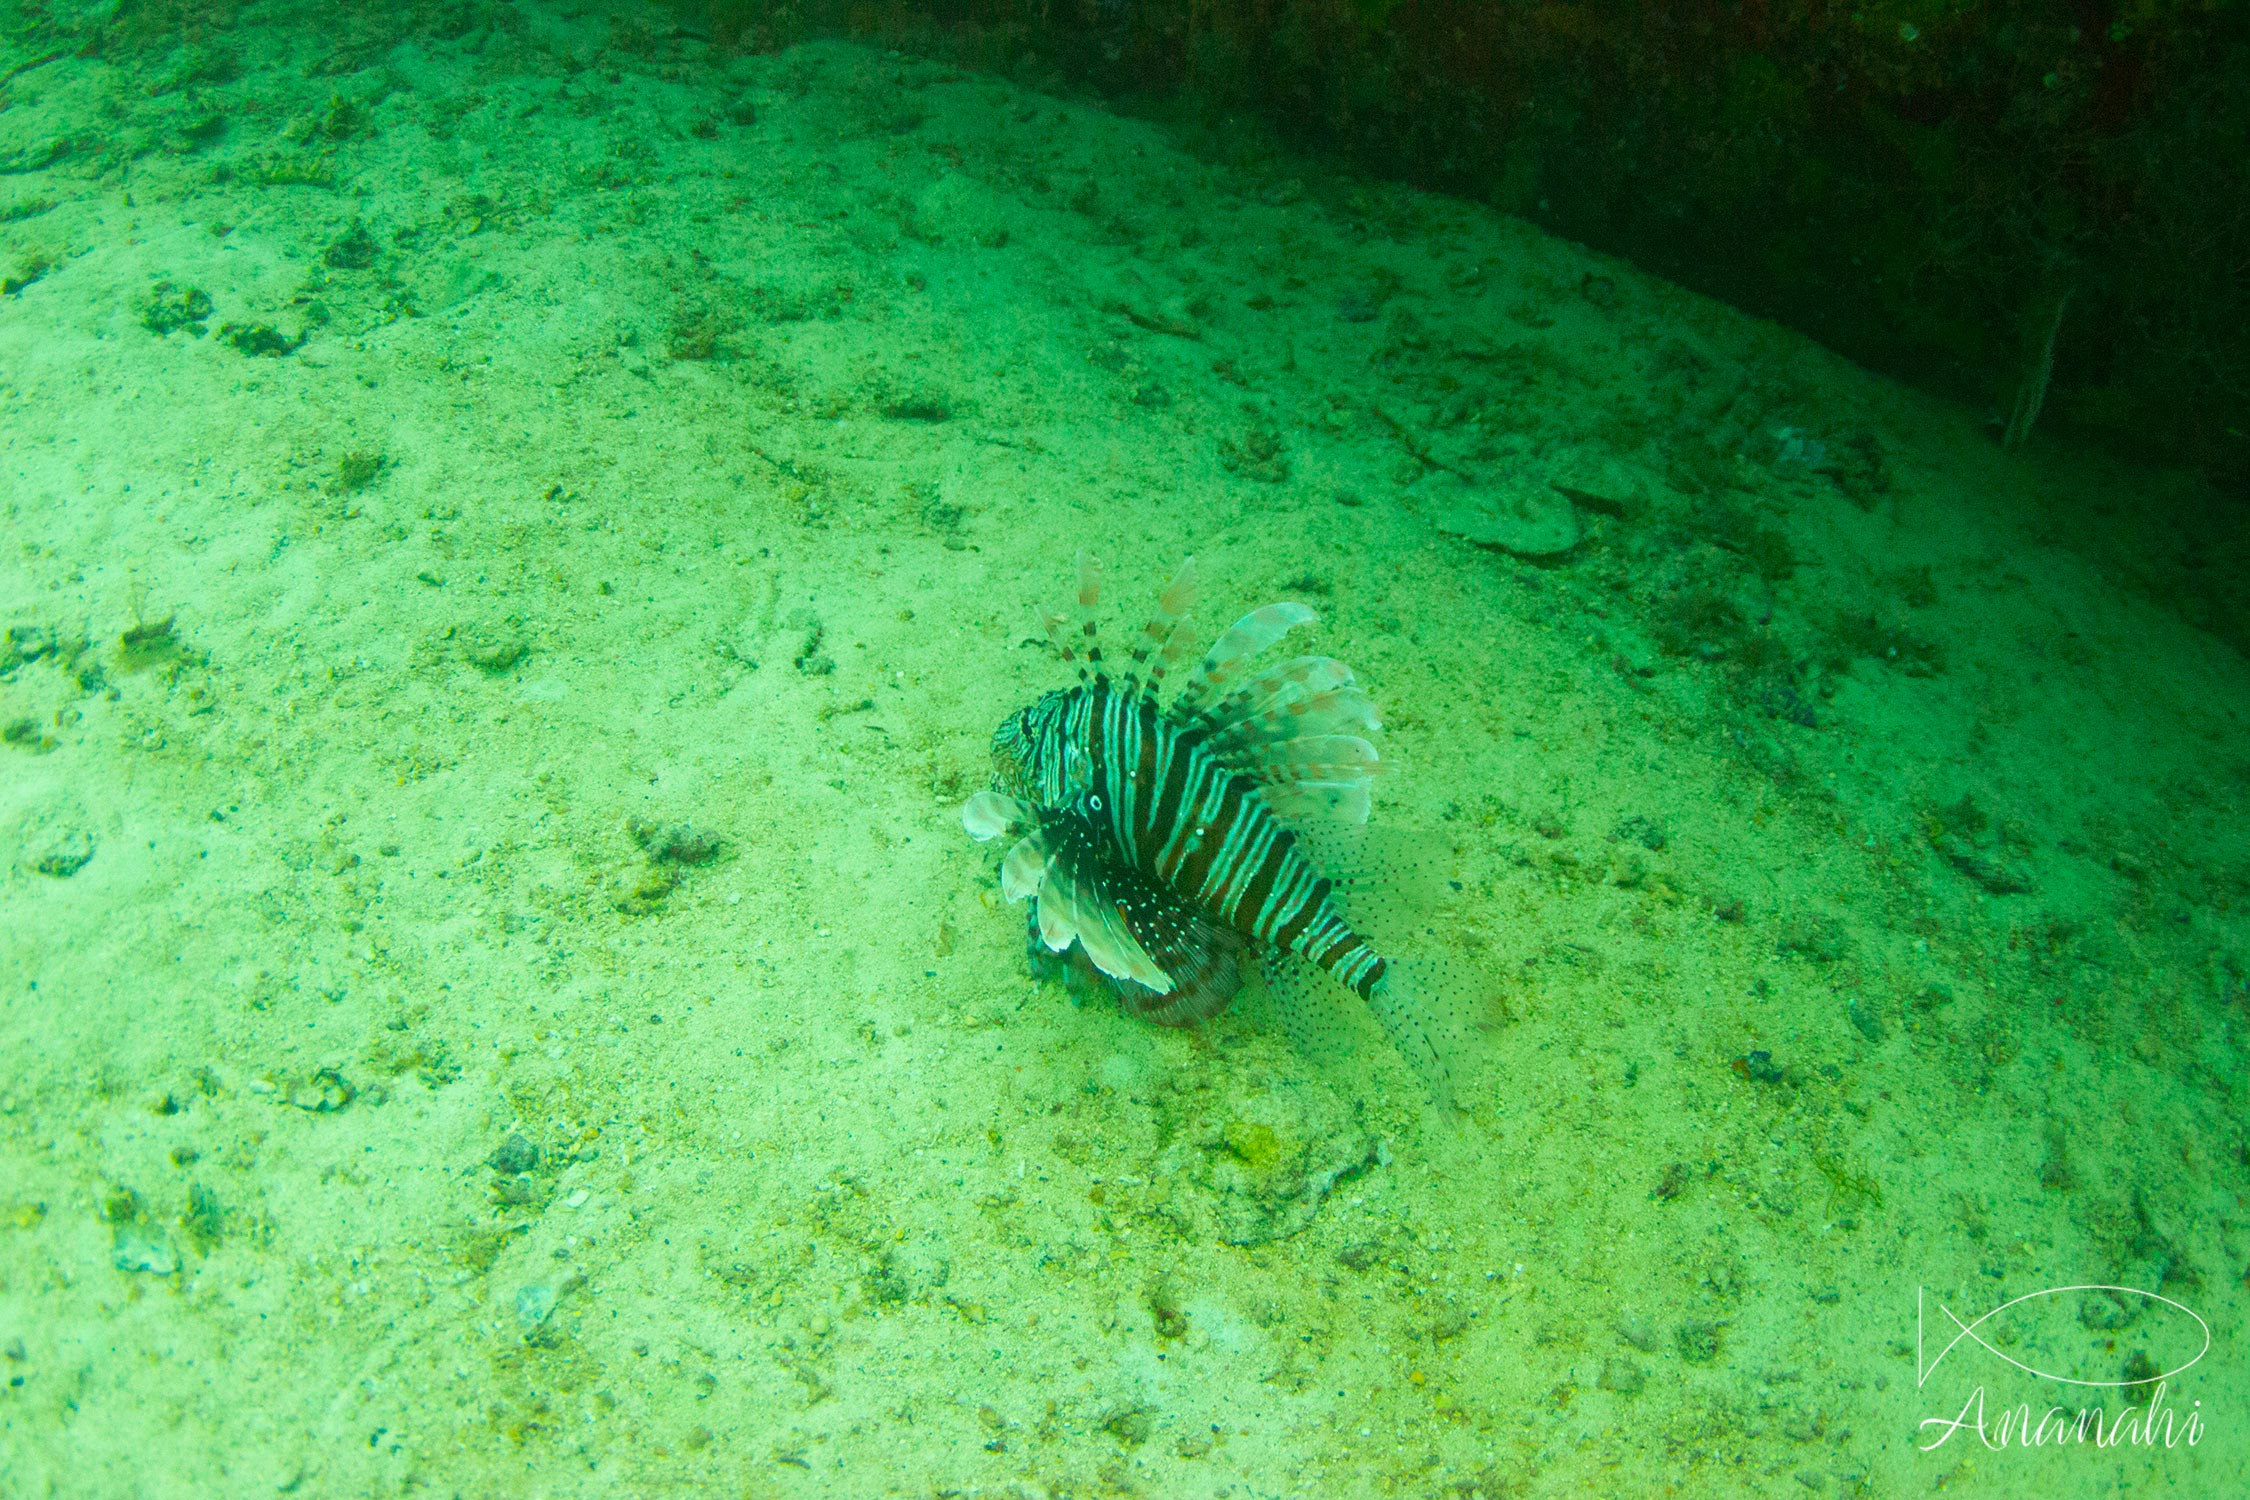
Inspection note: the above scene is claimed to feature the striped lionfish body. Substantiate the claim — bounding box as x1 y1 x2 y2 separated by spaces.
964 555 1444 1088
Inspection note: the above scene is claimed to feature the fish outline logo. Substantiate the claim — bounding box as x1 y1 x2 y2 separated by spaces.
1917 1284 2211 1390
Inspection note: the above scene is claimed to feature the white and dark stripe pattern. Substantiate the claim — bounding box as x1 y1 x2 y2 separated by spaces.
992 677 1386 999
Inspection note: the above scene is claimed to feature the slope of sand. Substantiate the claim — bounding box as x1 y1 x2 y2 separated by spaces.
1 4 2243 1495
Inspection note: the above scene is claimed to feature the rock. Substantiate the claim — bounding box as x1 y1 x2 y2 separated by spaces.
285 1067 356 1112
1598 1356 1647 1394
28 824 95 878
629 821 723 867
1675 1319 1724 1364
13 791 97 879
911 172 1013 248
463 630 529 676
1546 452 1657 519
1152 1083 1377 1247
864 1238 950 1305
515 1281 557 1331
492 1175 545 1208
1428 471 1584 559
1930 831 2032 894
113 1224 178 1275
1613 1312 1660 1352
1098 1404 1153 1446
487 1133 541 1175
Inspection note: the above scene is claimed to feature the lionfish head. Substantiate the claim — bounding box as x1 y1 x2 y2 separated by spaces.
990 690 1071 806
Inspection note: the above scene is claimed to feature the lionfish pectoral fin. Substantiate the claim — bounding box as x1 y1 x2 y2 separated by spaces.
1033 843 1172 992
1000 834 1049 902
1077 895 1173 993
963 789 1030 842
1041 847 1247 1024
1034 862 1081 952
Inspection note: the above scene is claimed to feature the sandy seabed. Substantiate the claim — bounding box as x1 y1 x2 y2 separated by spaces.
1 4 2244 1496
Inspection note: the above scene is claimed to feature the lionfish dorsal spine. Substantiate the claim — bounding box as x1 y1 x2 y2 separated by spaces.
1129 556 1199 691
1040 607 1077 662
1204 656 1372 738
1073 549 1105 676
1170 601 1318 719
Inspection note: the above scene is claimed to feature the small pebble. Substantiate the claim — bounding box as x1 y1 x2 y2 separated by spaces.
567 1188 589 1209
112 1226 178 1276
515 1282 556 1330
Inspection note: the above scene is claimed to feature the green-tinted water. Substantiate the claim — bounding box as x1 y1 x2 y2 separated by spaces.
1 5 2241 1496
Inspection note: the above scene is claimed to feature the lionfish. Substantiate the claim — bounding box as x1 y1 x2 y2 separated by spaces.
961 554 1453 1102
